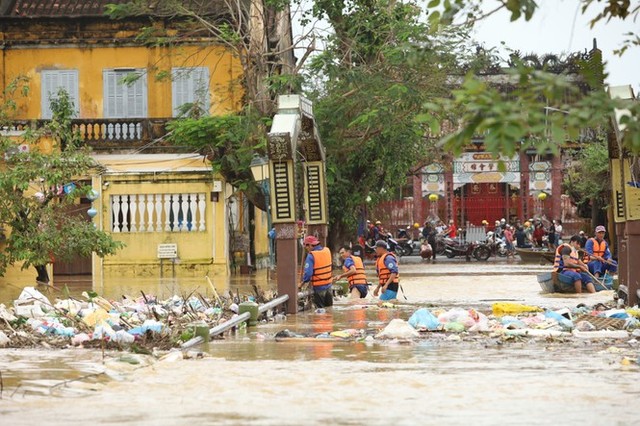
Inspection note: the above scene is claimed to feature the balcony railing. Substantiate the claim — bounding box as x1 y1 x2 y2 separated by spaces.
4 118 175 150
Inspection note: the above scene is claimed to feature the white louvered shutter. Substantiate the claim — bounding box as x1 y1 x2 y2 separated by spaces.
41 70 79 119
103 69 147 118
172 67 210 117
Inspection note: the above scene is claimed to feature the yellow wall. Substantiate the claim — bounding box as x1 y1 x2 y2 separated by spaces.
2 44 242 119
91 171 228 279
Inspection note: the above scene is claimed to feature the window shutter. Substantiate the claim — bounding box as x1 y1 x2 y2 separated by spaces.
172 67 210 117
103 69 147 118
103 70 117 118
41 70 79 119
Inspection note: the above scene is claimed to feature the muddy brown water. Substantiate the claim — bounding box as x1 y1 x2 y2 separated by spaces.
1 259 638 425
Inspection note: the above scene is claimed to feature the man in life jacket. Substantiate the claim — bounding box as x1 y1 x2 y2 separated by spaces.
333 246 368 299
300 235 334 308
553 235 595 293
584 225 618 278
373 240 400 301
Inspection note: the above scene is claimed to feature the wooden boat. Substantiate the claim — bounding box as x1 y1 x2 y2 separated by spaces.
537 272 614 293
516 248 555 264
536 272 576 293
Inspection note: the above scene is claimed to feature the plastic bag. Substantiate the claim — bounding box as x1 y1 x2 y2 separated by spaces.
408 308 441 331
492 302 542 316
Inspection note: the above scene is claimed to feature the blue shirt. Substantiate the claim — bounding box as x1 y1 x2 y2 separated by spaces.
585 238 611 260
302 245 332 292
343 256 355 270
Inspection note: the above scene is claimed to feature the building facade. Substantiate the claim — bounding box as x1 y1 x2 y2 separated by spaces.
0 0 277 283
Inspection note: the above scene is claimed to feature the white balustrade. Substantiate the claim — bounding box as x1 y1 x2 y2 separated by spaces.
110 193 206 233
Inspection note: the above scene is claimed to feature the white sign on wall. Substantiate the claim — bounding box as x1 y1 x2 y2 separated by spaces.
157 243 178 259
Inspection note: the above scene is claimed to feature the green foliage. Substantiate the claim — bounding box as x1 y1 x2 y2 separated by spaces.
166 111 269 204
306 0 456 240
0 83 124 276
426 0 640 155
564 136 610 215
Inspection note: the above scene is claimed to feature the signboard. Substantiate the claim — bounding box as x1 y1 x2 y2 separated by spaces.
453 153 520 185
303 161 328 225
157 243 178 259
270 160 296 223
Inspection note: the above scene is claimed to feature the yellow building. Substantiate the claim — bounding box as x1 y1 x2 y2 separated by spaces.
0 0 271 284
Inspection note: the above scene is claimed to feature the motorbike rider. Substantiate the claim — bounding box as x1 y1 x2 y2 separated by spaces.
445 219 457 239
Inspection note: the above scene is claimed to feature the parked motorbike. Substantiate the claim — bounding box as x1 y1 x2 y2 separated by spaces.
353 234 407 259
396 228 420 256
442 237 492 261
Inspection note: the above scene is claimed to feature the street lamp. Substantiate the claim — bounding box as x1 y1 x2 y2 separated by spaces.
250 154 273 269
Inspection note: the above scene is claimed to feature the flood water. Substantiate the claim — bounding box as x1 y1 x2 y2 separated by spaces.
1 258 638 425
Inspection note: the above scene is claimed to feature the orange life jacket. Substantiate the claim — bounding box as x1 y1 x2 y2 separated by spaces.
343 255 367 288
376 252 399 286
310 247 333 287
584 238 607 262
553 244 580 272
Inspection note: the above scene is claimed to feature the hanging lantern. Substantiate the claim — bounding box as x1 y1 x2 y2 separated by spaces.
86 189 99 201
87 208 98 218
428 193 438 202
33 192 45 203
63 183 76 194
537 192 547 201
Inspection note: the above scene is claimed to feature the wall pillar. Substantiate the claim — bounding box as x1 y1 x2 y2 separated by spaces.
274 223 298 314
444 165 454 223
626 220 640 306
519 152 530 221
413 174 423 225
551 155 563 220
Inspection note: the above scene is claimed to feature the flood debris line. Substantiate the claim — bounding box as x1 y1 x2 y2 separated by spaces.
0 286 286 351
271 302 640 364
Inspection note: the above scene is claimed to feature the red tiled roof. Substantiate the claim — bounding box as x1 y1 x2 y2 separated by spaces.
4 0 133 17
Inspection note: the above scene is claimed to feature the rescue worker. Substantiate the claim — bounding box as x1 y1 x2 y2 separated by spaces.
333 246 368 299
584 225 618 278
553 235 595 293
300 235 333 308
373 240 400 301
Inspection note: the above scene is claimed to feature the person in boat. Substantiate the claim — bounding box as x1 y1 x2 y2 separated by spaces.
300 235 334 308
533 222 546 247
373 240 400 301
583 225 618 278
333 245 368 299
553 235 595 294
578 230 588 248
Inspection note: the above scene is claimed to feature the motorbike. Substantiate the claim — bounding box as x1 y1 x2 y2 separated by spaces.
442 237 491 261
353 234 407 259
485 231 508 257
396 228 420 256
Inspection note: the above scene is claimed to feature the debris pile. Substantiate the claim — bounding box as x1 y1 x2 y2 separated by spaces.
0 286 268 350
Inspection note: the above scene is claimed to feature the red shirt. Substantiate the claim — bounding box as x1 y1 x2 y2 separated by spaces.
448 225 457 238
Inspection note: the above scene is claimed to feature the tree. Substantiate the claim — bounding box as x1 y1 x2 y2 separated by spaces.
304 0 462 246
563 135 610 227
422 0 640 155
0 84 124 283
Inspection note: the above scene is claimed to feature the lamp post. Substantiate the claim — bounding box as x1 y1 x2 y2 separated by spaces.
250 154 273 269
